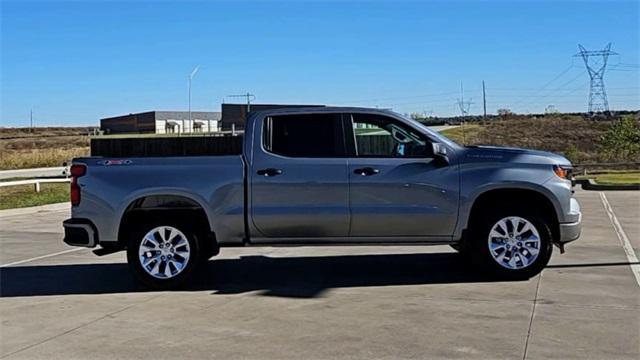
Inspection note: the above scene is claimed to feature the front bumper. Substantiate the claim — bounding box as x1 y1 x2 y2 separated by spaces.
558 198 582 243
63 218 98 248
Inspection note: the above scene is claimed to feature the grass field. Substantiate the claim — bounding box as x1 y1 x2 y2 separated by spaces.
439 124 483 145
439 115 639 164
2 115 638 169
575 171 640 185
0 127 91 170
0 183 69 210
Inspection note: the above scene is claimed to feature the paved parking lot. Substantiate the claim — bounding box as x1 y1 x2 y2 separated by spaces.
1 190 639 359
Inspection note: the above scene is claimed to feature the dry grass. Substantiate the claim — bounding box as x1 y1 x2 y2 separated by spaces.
0 126 95 139
0 148 89 170
0 127 90 169
440 115 632 164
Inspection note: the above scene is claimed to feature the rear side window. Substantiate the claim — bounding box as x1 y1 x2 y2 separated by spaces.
263 114 345 157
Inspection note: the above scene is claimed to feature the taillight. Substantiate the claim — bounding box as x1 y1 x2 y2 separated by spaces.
70 164 86 177
70 164 86 206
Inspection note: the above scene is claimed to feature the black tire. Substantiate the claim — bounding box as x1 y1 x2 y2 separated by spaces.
468 209 553 279
127 220 201 289
198 233 220 263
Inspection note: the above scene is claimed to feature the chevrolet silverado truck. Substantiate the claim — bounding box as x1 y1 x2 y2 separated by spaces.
63 107 581 288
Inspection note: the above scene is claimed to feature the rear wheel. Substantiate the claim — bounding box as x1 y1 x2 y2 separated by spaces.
470 210 552 279
127 222 201 289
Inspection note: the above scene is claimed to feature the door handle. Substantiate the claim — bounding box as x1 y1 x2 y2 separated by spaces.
353 167 380 176
257 168 283 177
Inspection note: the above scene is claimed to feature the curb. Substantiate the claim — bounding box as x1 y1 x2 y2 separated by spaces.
0 202 70 217
576 179 640 191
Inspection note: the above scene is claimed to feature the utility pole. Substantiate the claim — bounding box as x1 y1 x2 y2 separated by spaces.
29 109 33 132
188 65 200 133
482 80 487 121
574 43 617 117
227 93 256 113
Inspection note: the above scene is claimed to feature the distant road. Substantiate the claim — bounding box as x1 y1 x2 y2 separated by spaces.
364 124 459 136
0 167 66 180
428 125 458 132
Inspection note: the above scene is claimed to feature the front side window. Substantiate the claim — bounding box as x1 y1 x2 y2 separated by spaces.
352 114 431 158
263 113 345 157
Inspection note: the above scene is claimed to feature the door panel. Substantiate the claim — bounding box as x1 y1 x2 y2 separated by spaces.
346 112 459 237
251 157 350 237
250 113 350 238
348 158 459 236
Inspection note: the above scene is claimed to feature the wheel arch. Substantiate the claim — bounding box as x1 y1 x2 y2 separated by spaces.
462 186 561 243
116 190 215 247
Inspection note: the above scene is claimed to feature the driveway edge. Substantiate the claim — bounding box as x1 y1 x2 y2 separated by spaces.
0 202 69 217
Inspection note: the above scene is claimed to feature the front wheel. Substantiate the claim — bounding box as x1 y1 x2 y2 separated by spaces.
127 222 201 289
470 211 553 279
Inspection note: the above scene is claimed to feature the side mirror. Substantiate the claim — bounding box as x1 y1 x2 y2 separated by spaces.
431 143 449 166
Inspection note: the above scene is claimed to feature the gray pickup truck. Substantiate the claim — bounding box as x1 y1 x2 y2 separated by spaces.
63 107 581 288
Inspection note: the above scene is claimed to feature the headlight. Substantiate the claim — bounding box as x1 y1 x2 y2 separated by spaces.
553 165 573 180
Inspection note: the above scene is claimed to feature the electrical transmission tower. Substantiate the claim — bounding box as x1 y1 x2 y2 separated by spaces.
456 83 473 145
456 83 473 117
574 43 617 117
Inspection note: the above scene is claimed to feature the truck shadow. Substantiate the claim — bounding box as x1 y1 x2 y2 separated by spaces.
2 253 510 298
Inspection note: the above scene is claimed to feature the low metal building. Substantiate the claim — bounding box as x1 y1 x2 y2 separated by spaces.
220 104 325 131
100 111 222 134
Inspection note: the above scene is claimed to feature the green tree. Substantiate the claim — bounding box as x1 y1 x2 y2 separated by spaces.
497 108 513 118
599 116 640 161
563 144 580 163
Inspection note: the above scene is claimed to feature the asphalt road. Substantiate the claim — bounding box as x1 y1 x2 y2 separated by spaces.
1 190 639 359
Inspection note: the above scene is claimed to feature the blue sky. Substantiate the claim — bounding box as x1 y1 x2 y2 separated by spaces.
1 0 638 126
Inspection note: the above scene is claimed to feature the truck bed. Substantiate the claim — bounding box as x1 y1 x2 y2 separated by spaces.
91 135 243 157
71 155 246 245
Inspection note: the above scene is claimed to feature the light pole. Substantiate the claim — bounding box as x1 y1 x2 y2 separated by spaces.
188 65 200 133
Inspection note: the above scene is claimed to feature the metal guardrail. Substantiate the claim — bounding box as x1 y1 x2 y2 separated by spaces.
574 162 640 168
0 166 67 180
574 162 640 175
0 178 70 192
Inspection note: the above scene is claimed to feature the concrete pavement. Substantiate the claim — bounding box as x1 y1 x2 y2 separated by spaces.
0 190 638 359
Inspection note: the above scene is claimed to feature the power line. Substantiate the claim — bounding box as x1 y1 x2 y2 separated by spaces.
226 93 256 112
333 90 459 105
488 86 638 92
510 70 586 111
507 64 579 109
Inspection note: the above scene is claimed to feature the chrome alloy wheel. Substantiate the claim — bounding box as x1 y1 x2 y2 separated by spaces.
138 226 191 279
487 216 541 270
